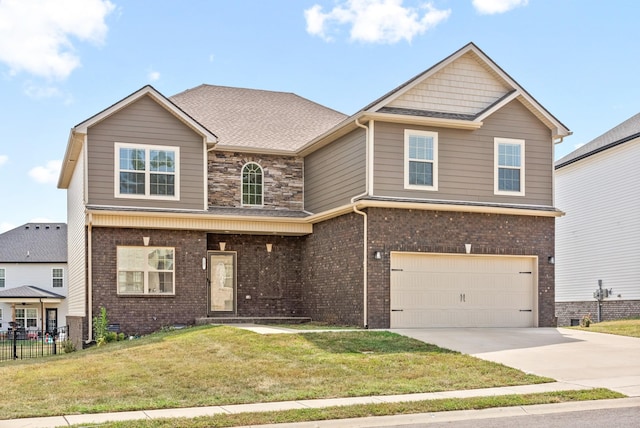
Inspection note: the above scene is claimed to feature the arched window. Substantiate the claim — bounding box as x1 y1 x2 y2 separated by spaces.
242 163 263 206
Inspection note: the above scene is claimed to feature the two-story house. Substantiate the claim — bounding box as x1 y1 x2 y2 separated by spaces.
58 43 570 347
0 223 67 334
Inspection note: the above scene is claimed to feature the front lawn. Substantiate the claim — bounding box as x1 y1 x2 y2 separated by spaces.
569 318 640 338
0 325 554 420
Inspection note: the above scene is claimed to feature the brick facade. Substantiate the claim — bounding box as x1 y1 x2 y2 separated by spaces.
366 208 557 328
556 300 640 326
208 151 303 210
300 212 365 326
91 227 208 336
85 208 556 337
206 234 304 317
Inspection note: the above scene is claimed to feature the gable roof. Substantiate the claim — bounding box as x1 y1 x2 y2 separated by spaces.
0 223 67 263
299 42 570 155
556 112 640 169
170 85 347 153
58 85 219 189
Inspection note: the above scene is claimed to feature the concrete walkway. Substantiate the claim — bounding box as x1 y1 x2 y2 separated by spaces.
1 325 635 428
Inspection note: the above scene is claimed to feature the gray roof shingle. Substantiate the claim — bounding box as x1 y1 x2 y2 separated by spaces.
170 85 347 152
0 285 65 299
556 112 640 168
0 223 67 263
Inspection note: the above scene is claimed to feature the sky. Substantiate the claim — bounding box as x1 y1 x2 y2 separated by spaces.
0 0 638 232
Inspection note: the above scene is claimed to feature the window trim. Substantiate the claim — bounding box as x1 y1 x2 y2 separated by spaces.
0 268 4 288
52 268 63 288
117 246 176 296
114 142 180 201
241 162 264 207
404 129 438 191
494 138 525 196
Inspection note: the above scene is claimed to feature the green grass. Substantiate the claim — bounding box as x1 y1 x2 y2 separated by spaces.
569 318 640 338
77 389 623 428
0 325 554 420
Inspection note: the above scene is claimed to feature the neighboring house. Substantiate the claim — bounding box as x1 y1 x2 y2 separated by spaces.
0 223 67 334
555 113 640 326
58 43 569 347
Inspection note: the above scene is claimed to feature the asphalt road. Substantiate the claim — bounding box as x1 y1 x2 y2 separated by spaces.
389 406 640 427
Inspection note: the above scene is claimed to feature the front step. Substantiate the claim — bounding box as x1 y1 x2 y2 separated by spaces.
196 317 312 326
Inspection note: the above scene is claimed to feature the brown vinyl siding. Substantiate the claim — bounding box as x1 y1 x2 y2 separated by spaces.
304 128 366 213
373 100 553 206
86 95 205 210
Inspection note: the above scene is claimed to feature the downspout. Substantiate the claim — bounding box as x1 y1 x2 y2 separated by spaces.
87 212 93 343
352 118 370 328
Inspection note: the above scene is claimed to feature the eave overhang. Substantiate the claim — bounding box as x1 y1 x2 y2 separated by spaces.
58 85 219 189
86 209 313 236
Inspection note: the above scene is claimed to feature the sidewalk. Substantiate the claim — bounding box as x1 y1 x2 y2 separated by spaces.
0 381 618 428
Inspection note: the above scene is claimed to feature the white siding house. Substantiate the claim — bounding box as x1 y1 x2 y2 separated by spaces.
555 113 640 325
0 224 68 333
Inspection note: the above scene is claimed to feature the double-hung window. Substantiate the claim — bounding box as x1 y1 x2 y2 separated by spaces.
115 143 179 200
117 247 175 295
242 162 263 206
495 138 525 196
52 268 63 288
0 268 4 288
404 130 438 190
15 308 37 329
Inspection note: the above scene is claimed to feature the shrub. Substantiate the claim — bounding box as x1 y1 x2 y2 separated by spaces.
93 307 109 346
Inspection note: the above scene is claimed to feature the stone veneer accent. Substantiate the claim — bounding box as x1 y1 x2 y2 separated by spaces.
208 151 303 210
556 300 640 326
365 208 557 328
300 213 365 326
207 234 304 317
91 227 208 336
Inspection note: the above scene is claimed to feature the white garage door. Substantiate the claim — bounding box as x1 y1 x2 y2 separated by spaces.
390 253 536 328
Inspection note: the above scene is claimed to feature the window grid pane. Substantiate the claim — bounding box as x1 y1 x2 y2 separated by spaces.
118 146 177 198
499 168 521 192
0 268 4 288
242 163 263 205
118 247 174 295
120 172 145 195
150 173 175 196
409 161 433 186
52 268 63 288
497 142 522 192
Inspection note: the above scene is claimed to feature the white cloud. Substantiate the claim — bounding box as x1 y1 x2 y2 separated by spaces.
0 0 115 80
305 0 451 44
24 83 63 99
472 0 528 15
148 70 161 82
0 155 7 166
29 160 62 184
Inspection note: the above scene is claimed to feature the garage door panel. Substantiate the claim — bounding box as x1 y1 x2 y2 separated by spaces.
390 253 536 328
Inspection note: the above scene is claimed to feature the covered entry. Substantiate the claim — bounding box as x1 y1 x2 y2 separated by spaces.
390 253 537 328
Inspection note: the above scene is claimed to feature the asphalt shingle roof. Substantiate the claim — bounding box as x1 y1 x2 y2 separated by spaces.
170 85 347 152
0 223 67 263
556 112 640 168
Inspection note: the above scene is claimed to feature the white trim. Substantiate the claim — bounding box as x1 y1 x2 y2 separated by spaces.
494 138 525 196
240 162 264 207
114 142 181 201
116 246 176 296
404 129 438 191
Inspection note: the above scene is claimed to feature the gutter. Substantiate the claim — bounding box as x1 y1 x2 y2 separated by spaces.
351 118 371 329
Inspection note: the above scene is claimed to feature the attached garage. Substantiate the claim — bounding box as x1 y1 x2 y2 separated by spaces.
390 253 538 328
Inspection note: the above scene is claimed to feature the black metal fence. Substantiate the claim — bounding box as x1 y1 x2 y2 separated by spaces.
0 326 68 362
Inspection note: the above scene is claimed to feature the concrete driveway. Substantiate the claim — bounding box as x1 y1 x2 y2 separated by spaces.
390 328 640 397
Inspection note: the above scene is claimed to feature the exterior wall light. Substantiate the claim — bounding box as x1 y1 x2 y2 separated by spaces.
373 251 382 260
548 256 555 264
